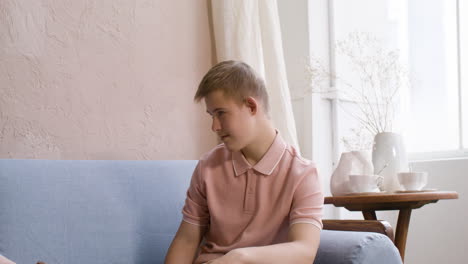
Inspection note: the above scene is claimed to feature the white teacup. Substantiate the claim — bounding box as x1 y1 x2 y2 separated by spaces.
349 174 383 193
397 172 428 191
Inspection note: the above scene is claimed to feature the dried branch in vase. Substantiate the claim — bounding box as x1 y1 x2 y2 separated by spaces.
306 32 410 147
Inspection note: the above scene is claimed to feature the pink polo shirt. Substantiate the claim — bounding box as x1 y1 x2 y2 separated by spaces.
182 133 324 264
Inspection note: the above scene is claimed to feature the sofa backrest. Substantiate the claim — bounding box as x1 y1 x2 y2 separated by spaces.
0 159 197 264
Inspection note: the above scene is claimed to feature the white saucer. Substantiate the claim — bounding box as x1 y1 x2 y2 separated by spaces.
395 189 437 193
343 191 387 196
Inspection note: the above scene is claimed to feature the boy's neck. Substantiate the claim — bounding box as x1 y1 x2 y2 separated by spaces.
241 123 277 166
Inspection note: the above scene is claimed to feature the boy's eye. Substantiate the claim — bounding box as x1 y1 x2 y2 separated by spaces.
216 111 225 117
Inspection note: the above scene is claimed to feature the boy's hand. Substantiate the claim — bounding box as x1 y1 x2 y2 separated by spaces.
205 249 247 264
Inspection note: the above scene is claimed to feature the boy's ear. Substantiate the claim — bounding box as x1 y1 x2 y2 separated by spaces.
244 97 258 115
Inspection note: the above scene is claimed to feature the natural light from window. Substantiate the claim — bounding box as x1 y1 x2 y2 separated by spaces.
461 0 468 149
332 0 465 157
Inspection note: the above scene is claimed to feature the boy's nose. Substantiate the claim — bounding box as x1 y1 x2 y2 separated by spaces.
211 117 221 132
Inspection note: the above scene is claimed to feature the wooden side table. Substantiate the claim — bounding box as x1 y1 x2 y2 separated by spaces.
324 191 458 262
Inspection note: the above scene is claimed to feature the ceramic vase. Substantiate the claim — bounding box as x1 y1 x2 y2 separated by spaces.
372 132 408 192
330 150 374 196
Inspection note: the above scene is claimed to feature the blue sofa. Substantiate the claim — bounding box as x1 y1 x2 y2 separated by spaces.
0 160 402 264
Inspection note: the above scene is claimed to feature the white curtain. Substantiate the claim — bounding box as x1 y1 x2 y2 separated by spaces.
211 0 300 151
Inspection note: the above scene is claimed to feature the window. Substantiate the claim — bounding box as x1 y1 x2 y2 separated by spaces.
329 0 467 159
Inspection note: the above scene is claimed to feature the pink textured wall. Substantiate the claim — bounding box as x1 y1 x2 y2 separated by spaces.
0 0 217 160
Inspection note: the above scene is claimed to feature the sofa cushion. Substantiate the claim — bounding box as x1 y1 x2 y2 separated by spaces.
0 160 196 264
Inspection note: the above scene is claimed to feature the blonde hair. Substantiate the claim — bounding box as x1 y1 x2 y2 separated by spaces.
194 60 270 113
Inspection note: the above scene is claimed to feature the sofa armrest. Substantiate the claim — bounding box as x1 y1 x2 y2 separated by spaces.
323 219 394 242
315 230 402 264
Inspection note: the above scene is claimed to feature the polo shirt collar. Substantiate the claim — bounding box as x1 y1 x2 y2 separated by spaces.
232 131 287 176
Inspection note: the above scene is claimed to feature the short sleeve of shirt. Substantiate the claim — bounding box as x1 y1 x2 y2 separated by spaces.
289 164 324 230
182 161 210 226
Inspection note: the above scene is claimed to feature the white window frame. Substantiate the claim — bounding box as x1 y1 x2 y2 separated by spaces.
326 0 468 162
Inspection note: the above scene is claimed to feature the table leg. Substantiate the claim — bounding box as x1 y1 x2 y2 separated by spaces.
395 208 412 262
362 210 377 220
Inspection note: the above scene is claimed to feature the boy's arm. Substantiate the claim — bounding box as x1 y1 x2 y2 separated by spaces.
165 220 208 264
206 223 320 264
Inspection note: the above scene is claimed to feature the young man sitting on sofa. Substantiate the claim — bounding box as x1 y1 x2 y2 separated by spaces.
165 60 324 264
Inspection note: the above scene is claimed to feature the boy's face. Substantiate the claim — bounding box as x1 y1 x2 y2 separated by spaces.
205 90 256 152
